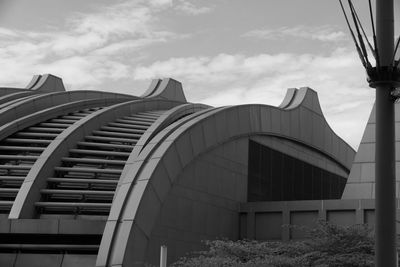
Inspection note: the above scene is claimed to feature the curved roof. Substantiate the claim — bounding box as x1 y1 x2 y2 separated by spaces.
98 86 355 266
0 74 355 267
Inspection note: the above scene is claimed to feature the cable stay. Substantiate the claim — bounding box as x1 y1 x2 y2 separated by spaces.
349 1 376 61
339 0 368 68
392 36 400 69
368 0 380 68
338 0 400 92
348 0 372 69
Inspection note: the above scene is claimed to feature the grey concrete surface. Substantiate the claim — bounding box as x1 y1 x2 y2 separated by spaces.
9 99 182 219
0 76 358 267
98 87 355 266
343 103 400 198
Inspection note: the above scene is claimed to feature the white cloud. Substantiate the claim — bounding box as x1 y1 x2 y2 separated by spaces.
0 0 182 89
0 0 371 149
147 0 213 15
0 27 18 37
174 1 213 15
150 0 173 7
0 0 213 89
133 48 374 149
243 25 346 42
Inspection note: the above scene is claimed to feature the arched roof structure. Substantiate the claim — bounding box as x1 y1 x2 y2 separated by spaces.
0 74 354 267
97 86 354 266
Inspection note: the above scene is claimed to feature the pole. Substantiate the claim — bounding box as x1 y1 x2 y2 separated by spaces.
160 245 167 267
375 0 396 266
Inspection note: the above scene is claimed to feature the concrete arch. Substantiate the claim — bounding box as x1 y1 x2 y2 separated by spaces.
278 88 297 108
9 99 183 219
141 78 187 103
97 88 355 266
0 98 126 144
0 93 41 110
0 87 30 97
140 79 161 98
281 86 354 167
0 91 36 106
0 73 64 97
28 74 65 92
25 74 42 90
0 90 136 127
283 87 323 114
96 107 221 266
116 103 210 190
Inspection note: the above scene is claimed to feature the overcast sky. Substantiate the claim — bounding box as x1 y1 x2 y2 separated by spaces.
0 0 399 149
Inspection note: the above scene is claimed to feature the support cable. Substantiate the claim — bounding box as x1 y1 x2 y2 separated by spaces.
348 0 372 68
368 0 380 68
338 0 400 97
351 0 376 60
392 36 400 68
339 0 367 68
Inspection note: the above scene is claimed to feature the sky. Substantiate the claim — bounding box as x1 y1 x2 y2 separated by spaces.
0 0 399 149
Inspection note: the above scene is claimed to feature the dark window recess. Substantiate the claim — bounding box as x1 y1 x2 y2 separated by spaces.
247 140 347 202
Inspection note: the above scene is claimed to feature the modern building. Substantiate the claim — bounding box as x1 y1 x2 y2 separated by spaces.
342 103 400 199
0 74 378 266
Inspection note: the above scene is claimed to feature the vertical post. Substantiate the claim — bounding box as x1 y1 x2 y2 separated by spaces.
160 245 167 267
375 88 396 267
246 211 255 239
282 210 290 241
375 0 396 266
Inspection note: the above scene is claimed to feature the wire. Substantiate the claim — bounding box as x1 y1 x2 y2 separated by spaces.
392 36 400 68
368 0 380 68
348 0 372 68
351 0 376 60
339 0 367 68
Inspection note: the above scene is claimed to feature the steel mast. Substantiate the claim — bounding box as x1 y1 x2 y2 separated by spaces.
375 0 396 266
339 0 400 266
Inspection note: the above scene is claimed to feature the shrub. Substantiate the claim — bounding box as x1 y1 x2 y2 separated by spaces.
171 220 375 267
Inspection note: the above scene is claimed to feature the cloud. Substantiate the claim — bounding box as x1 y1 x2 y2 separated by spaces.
174 1 213 15
133 48 374 149
243 25 347 42
150 0 173 7
133 50 360 89
0 1 370 149
147 0 213 15
0 0 183 89
0 27 18 37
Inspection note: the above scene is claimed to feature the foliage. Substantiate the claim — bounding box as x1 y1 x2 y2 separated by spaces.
171 220 376 267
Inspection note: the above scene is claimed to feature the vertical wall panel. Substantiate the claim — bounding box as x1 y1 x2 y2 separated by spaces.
255 212 282 240
327 210 356 226
290 211 319 239
364 210 375 226
239 213 247 239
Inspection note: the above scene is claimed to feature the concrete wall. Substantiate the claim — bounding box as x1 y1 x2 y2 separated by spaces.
98 88 355 267
145 137 249 262
144 134 351 263
239 199 397 241
343 103 400 198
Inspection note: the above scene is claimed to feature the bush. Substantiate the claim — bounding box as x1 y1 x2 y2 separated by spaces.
171 220 375 267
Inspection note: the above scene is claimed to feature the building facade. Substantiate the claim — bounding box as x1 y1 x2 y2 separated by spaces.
0 74 360 266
